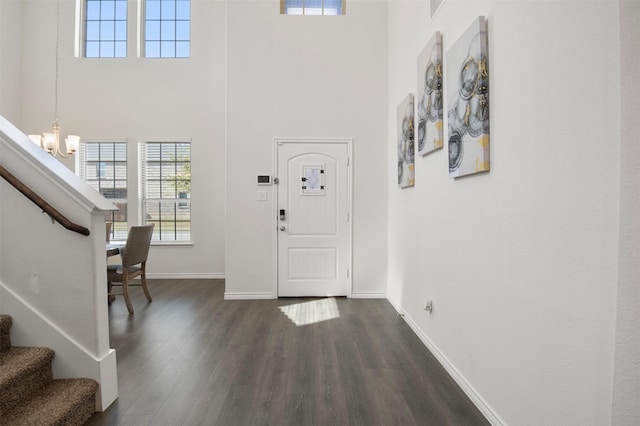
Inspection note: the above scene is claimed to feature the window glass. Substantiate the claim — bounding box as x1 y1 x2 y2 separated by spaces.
281 0 344 15
85 0 127 58
145 0 190 58
77 141 128 240
147 0 161 19
140 142 191 241
176 1 190 19
324 0 342 15
305 0 323 15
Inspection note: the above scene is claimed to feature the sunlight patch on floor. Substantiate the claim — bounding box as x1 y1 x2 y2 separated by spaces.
278 298 341 326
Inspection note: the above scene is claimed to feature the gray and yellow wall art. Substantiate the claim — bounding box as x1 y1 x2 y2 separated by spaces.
417 31 444 157
446 16 490 178
397 93 415 188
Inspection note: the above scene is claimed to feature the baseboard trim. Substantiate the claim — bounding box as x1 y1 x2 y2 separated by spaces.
224 292 275 300
351 291 387 299
386 294 505 426
146 273 226 280
95 349 117 411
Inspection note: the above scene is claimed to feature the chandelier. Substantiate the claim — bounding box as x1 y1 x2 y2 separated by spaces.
29 0 79 158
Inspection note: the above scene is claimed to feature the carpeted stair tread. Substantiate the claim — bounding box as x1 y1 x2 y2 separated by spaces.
2 378 99 426
0 347 55 380
0 347 55 416
0 315 11 352
0 315 98 424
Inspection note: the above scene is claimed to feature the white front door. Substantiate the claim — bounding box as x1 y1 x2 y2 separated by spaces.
276 139 351 297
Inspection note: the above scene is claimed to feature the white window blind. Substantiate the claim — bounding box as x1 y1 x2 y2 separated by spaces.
77 141 128 240
139 141 191 241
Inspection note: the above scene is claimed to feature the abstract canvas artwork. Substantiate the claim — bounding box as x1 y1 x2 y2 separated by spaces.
446 16 490 178
417 31 443 156
397 94 415 188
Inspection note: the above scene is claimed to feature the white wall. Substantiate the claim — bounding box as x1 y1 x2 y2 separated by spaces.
0 0 25 311
612 1 640 424
225 0 389 298
19 0 226 278
0 117 119 409
0 0 23 126
10 0 636 421
387 1 622 424
17 0 388 289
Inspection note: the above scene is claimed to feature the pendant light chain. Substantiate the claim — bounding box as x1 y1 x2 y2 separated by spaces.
28 0 79 157
54 0 60 123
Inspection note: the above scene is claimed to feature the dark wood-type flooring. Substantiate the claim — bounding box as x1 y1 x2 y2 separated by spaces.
87 279 488 426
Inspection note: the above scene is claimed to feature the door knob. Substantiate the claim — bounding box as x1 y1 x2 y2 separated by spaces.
280 226 286 231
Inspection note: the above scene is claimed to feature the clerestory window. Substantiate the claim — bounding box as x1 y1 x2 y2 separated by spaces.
84 0 128 58
144 0 191 58
280 0 345 15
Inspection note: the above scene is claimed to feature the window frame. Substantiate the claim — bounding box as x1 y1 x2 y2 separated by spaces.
81 0 129 58
76 139 129 241
142 0 191 58
280 0 346 16
138 138 192 244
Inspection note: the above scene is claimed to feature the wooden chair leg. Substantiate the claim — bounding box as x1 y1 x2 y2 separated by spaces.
122 277 134 314
141 267 152 303
107 281 115 304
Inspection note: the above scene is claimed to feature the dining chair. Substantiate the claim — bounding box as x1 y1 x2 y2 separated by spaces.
107 224 154 314
105 222 112 242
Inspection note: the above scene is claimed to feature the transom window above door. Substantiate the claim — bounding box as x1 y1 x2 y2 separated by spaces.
280 0 345 15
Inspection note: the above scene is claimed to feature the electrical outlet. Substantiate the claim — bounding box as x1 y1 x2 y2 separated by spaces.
424 299 433 313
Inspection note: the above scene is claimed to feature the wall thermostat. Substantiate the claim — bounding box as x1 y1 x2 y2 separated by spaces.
257 175 271 185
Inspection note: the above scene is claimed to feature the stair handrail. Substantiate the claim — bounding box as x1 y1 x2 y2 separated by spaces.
0 165 90 236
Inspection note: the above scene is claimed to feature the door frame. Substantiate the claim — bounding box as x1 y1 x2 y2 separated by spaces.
272 137 353 298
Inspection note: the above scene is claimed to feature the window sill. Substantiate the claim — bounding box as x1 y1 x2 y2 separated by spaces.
151 241 193 247
109 240 193 247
